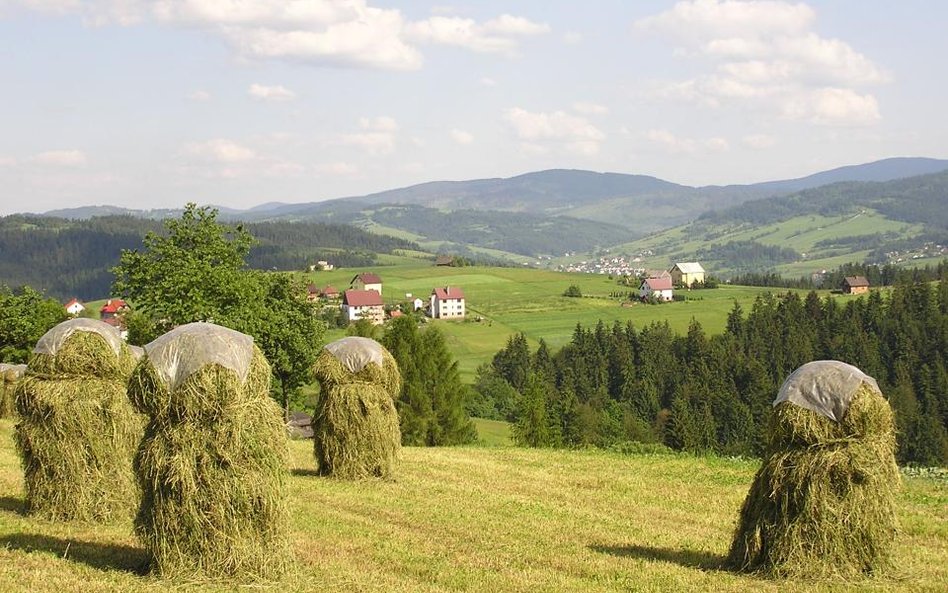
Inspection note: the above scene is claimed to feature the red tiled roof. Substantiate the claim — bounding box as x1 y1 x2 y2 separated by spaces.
343 289 383 307
100 299 128 314
306 283 319 294
64 298 82 308
322 285 339 295
432 286 465 300
642 277 673 291
353 273 382 284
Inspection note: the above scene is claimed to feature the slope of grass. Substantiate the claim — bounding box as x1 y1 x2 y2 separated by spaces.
0 420 944 592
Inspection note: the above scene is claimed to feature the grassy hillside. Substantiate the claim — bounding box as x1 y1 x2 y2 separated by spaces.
0 420 944 592
305 260 859 380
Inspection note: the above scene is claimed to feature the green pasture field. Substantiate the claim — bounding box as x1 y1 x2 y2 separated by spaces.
302 263 848 382
0 420 943 593
472 418 513 447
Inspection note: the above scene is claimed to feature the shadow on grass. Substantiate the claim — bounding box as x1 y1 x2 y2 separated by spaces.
290 468 321 477
0 496 25 515
0 533 149 575
590 544 727 572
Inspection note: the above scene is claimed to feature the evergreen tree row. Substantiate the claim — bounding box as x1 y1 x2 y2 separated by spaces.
476 278 948 466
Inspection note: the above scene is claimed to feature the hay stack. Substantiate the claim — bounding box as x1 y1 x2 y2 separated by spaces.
312 336 401 479
0 363 27 418
127 322 289 579
13 318 140 521
727 360 900 577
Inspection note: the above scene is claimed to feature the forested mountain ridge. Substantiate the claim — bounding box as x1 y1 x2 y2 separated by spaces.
0 215 418 300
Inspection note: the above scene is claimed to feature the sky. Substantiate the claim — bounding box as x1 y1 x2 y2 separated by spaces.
1 0 946 215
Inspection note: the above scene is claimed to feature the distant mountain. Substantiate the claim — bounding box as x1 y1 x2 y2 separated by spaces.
743 157 948 194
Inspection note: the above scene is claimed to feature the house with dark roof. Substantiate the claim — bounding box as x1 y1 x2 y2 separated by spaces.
342 289 384 325
842 276 870 295
430 286 465 319
350 273 382 294
639 277 674 302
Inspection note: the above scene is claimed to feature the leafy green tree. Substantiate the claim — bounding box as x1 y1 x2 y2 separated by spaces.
0 285 68 363
563 285 583 298
111 204 325 414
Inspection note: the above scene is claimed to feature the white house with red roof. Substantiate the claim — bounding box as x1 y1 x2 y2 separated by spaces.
350 273 382 294
64 298 85 316
100 298 129 320
430 286 466 319
342 289 385 325
639 277 674 302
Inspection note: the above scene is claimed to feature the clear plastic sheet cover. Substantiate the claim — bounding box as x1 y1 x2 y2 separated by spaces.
33 318 123 356
143 322 255 392
129 345 145 360
773 360 881 422
324 336 385 374
0 363 27 379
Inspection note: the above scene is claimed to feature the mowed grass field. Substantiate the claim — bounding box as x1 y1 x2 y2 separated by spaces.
0 420 944 593
303 256 861 381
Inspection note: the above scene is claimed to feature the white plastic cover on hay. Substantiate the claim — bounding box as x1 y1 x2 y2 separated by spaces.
33 318 124 356
324 336 385 374
0 363 27 379
773 360 881 422
129 345 145 360
143 322 254 391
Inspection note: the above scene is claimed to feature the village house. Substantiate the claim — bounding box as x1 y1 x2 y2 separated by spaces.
64 298 85 316
842 276 870 295
434 255 454 266
308 260 334 272
305 283 320 302
306 284 340 301
669 262 706 287
342 289 385 325
100 298 130 338
350 273 382 294
639 276 674 302
412 297 426 312
321 285 340 299
430 286 466 319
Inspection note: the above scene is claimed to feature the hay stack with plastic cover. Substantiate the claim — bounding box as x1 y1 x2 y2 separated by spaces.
0 363 27 418
312 336 401 479
727 360 900 577
13 318 140 521
127 322 289 580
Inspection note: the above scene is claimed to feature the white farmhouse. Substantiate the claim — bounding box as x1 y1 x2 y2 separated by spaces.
639 277 674 302
64 298 85 316
430 286 466 319
342 289 385 325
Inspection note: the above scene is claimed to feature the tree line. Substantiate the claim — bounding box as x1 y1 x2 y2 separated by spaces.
474 279 948 466
0 213 418 300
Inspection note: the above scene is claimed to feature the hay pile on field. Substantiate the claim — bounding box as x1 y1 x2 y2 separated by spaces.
127 322 289 580
727 360 900 577
0 363 27 418
312 336 401 479
13 318 140 521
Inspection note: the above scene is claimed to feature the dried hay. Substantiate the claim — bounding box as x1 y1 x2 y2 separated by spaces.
727 380 900 578
312 339 401 479
127 326 290 580
13 328 141 521
0 364 26 418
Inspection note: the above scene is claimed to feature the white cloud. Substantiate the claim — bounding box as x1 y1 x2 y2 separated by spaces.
782 87 880 126
339 117 398 154
636 0 888 126
505 107 604 155
742 133 776 148
573 101 608 115
30 149 87 166
406 14 549 54
248 83 296 101
184 139 256 162
316 161 358 175
647 129 729 154
187 89 211 101
450 129 474 144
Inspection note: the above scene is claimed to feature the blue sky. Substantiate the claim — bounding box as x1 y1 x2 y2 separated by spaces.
1 0 945 214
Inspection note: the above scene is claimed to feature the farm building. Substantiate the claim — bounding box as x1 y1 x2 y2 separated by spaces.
343 289 385 325
639 277 674 302
63 298 85 316
842 276 870 295
307 284 340 301
322 285 340 299
670 262 705 287
306 284 320 302
434 255 454 266
412 297 425 311
350 273 382 294
430 286 466 319
99 298 128 320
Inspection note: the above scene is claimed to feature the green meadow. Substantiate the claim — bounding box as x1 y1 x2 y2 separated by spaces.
304 256 859 381
0 420 944 593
